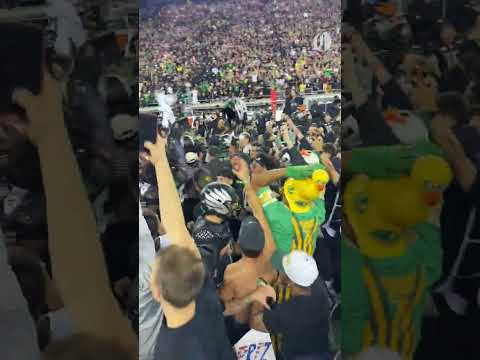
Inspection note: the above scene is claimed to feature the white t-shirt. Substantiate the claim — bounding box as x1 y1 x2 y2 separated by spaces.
0 226 40 360
138 203 170 360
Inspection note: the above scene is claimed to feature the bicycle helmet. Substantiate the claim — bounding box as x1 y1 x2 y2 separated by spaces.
200 182 241 218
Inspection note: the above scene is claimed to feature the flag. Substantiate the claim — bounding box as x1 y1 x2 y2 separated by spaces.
270 88 278 114
234 98 248 122
155 94 176 128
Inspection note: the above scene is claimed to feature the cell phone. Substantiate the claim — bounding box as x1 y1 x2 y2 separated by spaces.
139 113 159 149
0 22 45 113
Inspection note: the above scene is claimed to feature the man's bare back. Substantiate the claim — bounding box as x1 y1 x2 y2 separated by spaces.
221 257 276 324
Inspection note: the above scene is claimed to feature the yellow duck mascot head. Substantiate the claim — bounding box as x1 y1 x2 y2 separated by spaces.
284 168 330 213
344 155 453 258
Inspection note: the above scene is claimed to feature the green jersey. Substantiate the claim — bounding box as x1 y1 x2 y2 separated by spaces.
257 186 294 254
342 223 442 359
290 199 325 255
257 187 325 256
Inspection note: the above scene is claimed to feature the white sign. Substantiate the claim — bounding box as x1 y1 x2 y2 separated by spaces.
234 330 276 360
313 32 332 52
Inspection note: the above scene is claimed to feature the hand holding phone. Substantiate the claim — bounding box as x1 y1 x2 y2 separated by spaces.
139 113 159 148
12 68 64 147
0 22 45 114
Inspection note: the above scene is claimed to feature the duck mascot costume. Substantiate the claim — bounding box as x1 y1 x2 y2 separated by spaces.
342 142 453 360
283 168 330 255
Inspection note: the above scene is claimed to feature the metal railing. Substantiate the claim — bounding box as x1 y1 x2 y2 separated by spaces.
140 89 340 113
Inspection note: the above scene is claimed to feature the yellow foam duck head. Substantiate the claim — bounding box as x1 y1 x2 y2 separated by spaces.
344 155 452 259
410 155 453 206
284 168 329 213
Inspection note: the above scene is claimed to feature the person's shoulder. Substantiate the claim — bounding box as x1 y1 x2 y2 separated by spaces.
157 330 201 359
223 261 241 282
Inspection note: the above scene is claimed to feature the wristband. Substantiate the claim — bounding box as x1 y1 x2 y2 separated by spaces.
256 278 268 287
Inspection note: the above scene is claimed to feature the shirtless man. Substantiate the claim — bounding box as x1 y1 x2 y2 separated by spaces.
220 156 280 327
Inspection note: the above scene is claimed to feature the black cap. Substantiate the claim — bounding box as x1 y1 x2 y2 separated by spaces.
253 152 277 170
231 152 252 165
216 161 235 179
238 216 265 253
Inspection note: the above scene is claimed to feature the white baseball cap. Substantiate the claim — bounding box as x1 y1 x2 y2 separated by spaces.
111 114 138 141
185 152 199 164
281 250 319 287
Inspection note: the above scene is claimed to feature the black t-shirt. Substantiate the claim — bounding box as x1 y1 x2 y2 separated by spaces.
192 217 233 286
263 278 330 358
155 274 236 360
325 156 341 227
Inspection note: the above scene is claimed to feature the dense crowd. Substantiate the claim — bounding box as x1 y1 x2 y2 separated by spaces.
342 0 480 359
139 91 342 360
139 0 340 105
1 3 139 359
139 1 342 359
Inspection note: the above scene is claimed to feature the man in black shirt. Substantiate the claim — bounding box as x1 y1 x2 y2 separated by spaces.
205 146 223 178
249 250 332 360
192 182 240 287
145 136 276 360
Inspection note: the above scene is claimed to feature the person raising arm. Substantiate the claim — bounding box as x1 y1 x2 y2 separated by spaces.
219 156 279 327
143 135 276 360
144 135 200 257
13 70 137 357
232 155 277 263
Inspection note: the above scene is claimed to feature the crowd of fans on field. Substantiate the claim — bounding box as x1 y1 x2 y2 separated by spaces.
139 0 341 105
138 1 342 359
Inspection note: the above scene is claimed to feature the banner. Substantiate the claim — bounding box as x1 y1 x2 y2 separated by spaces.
235 330 276 360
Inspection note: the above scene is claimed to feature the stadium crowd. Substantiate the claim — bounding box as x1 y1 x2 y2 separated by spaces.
1 3 139 359
139 0 340 105
342 0 480 359
139 89 342 360
139 1 342 360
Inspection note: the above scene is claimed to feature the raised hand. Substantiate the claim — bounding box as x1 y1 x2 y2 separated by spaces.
144 134 168 166
231 155 250 182
12 69 64 147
